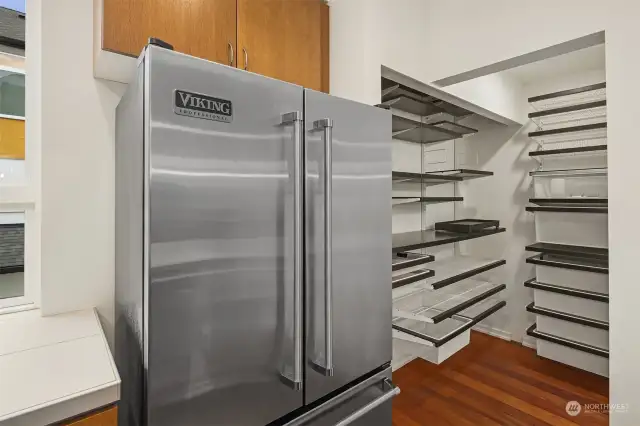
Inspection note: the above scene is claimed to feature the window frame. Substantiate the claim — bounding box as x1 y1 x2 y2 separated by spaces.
0 59 37 312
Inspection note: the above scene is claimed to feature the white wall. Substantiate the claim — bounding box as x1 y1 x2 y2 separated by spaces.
33 0 126 344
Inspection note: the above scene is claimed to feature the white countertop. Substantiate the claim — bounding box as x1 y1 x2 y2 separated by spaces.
0 309 120 426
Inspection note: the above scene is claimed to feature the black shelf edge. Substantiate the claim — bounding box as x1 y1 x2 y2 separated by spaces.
526 324 609 358
392 253 436 271
392 196 464 204
524 278 609 303
393 300 507 348
430 120 478 135
431 259 507 290
529 145 607 157
529 100 607 119
525 242 608 261
529 122 607 138
526 254 608 274
529 167 607 177
526 302 608 330
529 198 607 206
526 206 608 214
392 171 463 184
431 284 506 324
430 169 494 178
392 268 435 289
392 228 506 253
528 82 606 103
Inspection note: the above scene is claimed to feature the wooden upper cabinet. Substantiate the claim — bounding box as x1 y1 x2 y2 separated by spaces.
103 0 237 66
237 0 329 92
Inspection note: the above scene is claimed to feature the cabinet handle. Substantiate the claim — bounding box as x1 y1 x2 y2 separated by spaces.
228 42 234 66
243 47 249 70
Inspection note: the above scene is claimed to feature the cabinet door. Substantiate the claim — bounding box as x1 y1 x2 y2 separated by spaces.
103 0 237 66
63 406 117 425
238 0 329 92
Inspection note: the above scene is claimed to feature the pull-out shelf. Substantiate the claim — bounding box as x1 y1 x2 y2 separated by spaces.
392 252 435 271
526 303 608 330
381 77 473 119
528 122 607 144
529 100 607 130
392 298 506 366
392 169 492 186
529 167 607 177
529 197 607 207
392 268 435 289
529 144 607 158
527 324 608 358
528 324 609 377
384 95 445 117
524 278 608 303
525 278 608 323
525 242 608 261
526 254 608 274
528 303 609 353
394 279 506 324
393 228 506 253
393 299 506 347
528 82 606 110
392 196 464 205
526 206 607 214
429 120 478 136
392 171 461 185
391 115 462 144
427 169 494 180
420 256 506 290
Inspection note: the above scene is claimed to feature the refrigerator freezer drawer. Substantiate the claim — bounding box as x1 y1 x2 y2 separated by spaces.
284 368 397 426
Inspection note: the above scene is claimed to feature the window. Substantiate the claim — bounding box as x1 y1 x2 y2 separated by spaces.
0 0 32 311
0 68 25 117
0 211 25 305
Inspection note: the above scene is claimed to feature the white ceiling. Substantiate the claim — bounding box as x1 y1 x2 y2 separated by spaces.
503 44 605 84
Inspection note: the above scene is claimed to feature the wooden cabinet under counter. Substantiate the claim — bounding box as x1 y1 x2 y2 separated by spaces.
59 405 117 426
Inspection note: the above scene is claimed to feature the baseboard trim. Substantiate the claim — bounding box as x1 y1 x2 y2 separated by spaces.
472 324 511 341
521 335 538 350
392 355 418 372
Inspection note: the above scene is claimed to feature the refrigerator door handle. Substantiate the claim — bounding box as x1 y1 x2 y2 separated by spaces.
281 111 304 391
334 379 400 426
311 118 334 377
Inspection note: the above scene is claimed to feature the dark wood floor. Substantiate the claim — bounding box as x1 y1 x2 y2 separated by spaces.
392 331 609 426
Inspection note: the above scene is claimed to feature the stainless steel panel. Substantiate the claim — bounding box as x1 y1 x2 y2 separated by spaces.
284 368 395 426
145 46 304 426
305 90 393 403
115 59 145 426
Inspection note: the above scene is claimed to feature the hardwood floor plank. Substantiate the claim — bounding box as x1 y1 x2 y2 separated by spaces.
465 363 607 426
392 331 609 426
441 370 579 426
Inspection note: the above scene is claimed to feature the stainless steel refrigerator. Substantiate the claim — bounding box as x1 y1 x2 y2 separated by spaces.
115 44 396 426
